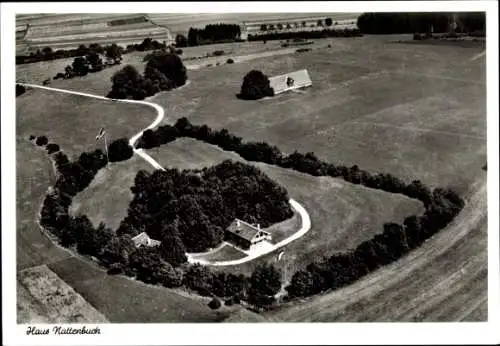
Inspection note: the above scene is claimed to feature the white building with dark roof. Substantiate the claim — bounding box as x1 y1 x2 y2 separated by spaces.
224 219 272 250
269 69 312 95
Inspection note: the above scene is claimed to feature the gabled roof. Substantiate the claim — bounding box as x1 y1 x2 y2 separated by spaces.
132 232 150 243
226 219 268 242
269 69 312 95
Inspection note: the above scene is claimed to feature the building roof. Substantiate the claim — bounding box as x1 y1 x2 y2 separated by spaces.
269 69 312 95
132 232 160 246
226 219 268 242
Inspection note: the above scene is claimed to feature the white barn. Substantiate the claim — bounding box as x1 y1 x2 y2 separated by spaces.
269 69 312 95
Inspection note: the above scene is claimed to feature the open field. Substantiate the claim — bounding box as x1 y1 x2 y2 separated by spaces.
149 36 486 195
47 256 235 322
16 139 71 271
16 87 155 160
17 265 108 323
265 175 487 321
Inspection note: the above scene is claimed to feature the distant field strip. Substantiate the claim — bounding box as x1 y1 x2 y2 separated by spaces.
17 265 109 323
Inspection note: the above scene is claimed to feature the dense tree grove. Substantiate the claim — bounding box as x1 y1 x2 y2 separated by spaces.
357 12 486 35
248 28 363 42
107 51 187 100
116 160 293 252
107 138 134 162
247 264 282 308
237 70 275 100
187 24 242 46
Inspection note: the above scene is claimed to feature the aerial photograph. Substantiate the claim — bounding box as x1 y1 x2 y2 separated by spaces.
12 9 489 328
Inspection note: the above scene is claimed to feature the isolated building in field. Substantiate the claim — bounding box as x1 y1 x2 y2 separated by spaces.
269 69 312 95
225 219 272 250
132 232 161 248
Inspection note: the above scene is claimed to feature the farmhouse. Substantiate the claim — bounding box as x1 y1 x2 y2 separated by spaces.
131 232 161 248
224 219 272 250
269 69 312 95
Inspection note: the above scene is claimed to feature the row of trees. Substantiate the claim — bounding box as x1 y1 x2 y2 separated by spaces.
53 44 123 80
116 160 293 252
286 187 464 298
107 50 187 100
356 12 486 35
32 134 286 310
248 28 363 42
17 38 168 66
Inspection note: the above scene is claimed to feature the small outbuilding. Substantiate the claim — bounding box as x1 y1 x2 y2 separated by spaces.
132 232 161 248
269 69 312 95
224 219 272 250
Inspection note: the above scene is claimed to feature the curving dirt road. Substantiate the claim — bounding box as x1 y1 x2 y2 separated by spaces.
188 198 312 266
18 83 313 267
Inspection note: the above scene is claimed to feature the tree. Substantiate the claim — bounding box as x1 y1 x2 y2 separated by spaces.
144 65 174 92
175 34 188 47
208 297 221 310
238 70 275 100
145 51 187 88
86 51 104 72
317 19 324 27
72 56 89 76
42 46 53 57
325 18 333 26
76 221 114 257
46 143 60 154
286 270 314 298
184 264 214 296
108 138 133 162
247 264 282 307
260 24 267 31
16 84 26 97
159 227 187 266
101 234 136 265
35 136 48 146
105 43 122 65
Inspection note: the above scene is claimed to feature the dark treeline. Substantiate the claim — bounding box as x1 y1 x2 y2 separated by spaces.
137 117 434 207
248 28 363 42
357 12 486 35
116 160 293 252
178 24 242 47
107 50 187 100
16 37 167 65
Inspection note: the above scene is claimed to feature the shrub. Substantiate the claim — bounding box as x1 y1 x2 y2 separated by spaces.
413 33 423 40
35 136 48 146
296 48 311 53
237 70 275 100
226 58 234 64
213 50 225 56
16 84 26 97
107 263 124 275
46 143 60 154
108 138 134 162
175 49 183 55
208 297 222 310
28 135 36 141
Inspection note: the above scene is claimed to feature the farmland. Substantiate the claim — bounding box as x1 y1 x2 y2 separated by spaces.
15 14 487 324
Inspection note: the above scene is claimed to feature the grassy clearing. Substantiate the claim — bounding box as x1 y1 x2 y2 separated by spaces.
16 139 71 270
70 155 153 230
48 256 234 322
17 265 108 323
265 176 487 321
151 37 485 194
193 244 247 262
16 87 155 160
